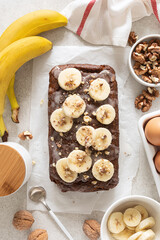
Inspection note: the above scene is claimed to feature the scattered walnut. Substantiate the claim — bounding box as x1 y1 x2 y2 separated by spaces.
32 161 36 166
28 229 48 240
59 132 63 137
83 219 100 240
128 31 138 46
18 131 33 140
13 210 34 230
40 99 44 105
135 87 159 112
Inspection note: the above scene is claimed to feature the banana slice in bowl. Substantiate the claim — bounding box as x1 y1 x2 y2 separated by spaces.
123 208 142 227
134 205 149 221
92 128 112 151
56 158 77 183
107 212 125 234
62 94 86 118
50 108 73 132
138 229 155 240
96 104 116 125
135 217 155 232
58 68 82 91
89 78 110 101
76 126 95 147
92 159 114 182
67 150 92 173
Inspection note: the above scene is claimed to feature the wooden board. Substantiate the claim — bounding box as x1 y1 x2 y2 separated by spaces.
0 145 25 196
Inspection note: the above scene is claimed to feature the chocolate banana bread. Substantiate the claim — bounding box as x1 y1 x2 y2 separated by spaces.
48 64 119 192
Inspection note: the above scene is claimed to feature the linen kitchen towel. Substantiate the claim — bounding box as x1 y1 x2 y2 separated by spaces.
62 0 160 47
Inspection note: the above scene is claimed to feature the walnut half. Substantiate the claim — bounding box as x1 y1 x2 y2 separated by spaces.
83 219 100 240
28 229 48 240
12 210 34 230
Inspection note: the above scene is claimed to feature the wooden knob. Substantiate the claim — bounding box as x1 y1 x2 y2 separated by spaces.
0 145 25 196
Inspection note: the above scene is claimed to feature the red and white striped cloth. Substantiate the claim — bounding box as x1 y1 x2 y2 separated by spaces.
62 0 160 47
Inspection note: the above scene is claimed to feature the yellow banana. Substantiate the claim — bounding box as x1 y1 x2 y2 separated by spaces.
0 36 52 141
0 10 67 51
7 74 20 123
0 10 67 122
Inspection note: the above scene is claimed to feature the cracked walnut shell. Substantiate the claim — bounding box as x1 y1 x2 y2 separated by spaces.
13 210 34 230
28 229 48 240
83 219 100 240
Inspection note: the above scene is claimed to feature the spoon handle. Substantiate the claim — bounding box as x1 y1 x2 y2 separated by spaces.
48 210 74 240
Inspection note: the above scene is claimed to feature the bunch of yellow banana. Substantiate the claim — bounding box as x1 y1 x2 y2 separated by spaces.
0 10 67 141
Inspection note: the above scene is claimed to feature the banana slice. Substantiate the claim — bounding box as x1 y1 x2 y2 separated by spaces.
111 229 134 240
96 104 116 125
62 94 86 118
134 205 148 220
76 126 95 147
56 158 77 183
58 68 82 91
92 128 112 151
136 217 155 232
92 159 114 182
107 212 125 234
123 208 141 227
138 229 155 240
50 108 73 132
127 226 136 231
89 78 110 101
67 150 92 173
128 231 144 240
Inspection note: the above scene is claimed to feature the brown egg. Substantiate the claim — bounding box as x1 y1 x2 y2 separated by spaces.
145 117 160 146
154 151 160 173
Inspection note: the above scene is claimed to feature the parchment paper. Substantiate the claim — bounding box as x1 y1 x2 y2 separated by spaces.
27 46 140 213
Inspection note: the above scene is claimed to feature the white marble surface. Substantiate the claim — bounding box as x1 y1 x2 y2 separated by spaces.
0 0 160 239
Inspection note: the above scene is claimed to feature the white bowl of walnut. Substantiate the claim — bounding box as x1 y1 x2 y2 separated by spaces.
129 34 160 87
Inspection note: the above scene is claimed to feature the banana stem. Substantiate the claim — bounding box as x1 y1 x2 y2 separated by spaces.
7 75 20 123
0 115 8 142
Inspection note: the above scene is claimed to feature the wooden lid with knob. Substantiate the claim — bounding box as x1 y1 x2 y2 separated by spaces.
0 145 25 196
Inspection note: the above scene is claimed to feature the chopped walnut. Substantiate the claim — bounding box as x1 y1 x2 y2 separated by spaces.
91 181 97 185
83 116 92 123
128 31 138 46
18 131 33 140
83 175 89 180
50 136 54 141
148 43 160 54
132 52 145 64
135 87 159 112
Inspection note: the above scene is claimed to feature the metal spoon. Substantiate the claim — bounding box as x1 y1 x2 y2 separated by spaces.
29 186 74 240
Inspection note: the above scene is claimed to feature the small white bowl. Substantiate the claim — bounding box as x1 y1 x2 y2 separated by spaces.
128 34 160 87
101 195 160 240
138 110 160 197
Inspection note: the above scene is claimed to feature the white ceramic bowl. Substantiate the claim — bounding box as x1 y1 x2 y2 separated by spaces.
101 195 160 240
128 34 160 87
